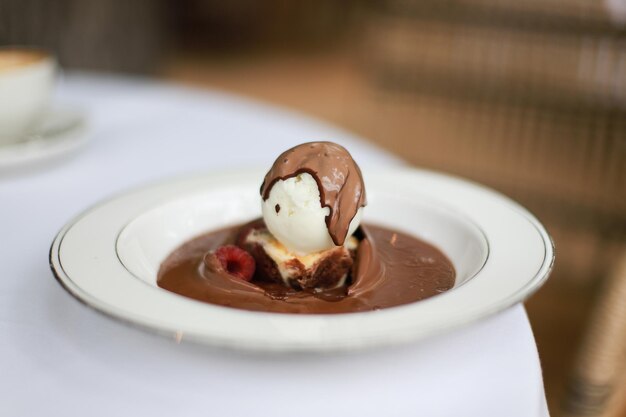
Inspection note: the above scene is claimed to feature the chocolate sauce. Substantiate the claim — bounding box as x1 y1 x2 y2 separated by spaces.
157 223 455 314
260 142 366 246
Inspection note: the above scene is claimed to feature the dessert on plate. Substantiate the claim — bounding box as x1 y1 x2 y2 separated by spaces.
158 142 455 314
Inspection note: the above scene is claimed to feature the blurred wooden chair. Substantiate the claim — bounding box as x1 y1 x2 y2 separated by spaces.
362 1 626 415
566 251 626 416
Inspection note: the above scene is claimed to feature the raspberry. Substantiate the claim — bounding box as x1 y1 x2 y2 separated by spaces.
214 245 256 281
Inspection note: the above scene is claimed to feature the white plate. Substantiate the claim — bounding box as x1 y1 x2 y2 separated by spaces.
0 107 87 172
49 168 554 352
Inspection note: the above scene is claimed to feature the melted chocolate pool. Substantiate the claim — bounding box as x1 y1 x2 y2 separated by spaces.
157 223 455 314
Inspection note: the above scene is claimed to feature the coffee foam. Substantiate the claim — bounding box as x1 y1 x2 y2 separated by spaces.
0 49 47 72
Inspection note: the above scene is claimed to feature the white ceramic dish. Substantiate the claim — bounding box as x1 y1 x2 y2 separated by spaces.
50 168 554 352
0 107 86 172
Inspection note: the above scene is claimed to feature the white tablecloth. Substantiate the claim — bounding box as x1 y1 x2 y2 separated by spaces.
0 73 549 417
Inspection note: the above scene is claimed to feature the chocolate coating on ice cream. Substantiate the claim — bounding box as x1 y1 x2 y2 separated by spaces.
260 142 367 246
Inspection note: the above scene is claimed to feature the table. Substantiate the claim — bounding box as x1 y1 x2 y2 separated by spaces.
0 73 549 417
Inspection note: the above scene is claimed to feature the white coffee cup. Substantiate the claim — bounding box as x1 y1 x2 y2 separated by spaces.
0 48 56 145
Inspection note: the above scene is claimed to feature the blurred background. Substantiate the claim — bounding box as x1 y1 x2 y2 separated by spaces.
2 0 625 415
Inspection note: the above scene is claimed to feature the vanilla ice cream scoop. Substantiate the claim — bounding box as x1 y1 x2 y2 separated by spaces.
262 172 362 254
260 142 366 255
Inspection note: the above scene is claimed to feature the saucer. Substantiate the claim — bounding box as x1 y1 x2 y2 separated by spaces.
49 168 554 352
0 108 87 172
